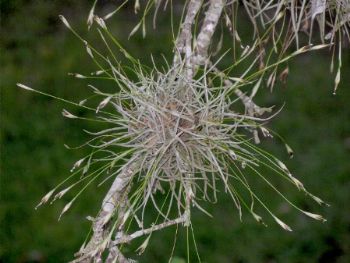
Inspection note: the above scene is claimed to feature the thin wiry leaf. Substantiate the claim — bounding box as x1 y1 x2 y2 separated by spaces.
17 83 34 91
272 215 292 232
35 189 55 209
62 109 78 119
58 201 74 221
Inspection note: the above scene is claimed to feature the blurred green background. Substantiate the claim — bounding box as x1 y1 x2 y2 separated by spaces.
1 1 350 262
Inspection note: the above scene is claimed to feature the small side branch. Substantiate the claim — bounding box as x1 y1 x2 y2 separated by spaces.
229 82 272 116
113 215 186 245
212 66 272 117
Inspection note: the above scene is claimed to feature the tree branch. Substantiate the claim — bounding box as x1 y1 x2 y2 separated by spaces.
73 164 136 262
174 0 203 79
175 0 202 55
212 66 272 117
227 80 272 117
112 215 186 245
195 0 227 65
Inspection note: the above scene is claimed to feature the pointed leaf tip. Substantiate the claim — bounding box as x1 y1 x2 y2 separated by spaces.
53 185 74 202
83 41 94 58
134 0 140 14
136 235 151 255
58 201 73 221
17 83 34 91
303 211 327 222
59 15 71 29
71 158 85 172
94 16 107 30
273 215 292 231
62 109 78 119
96 96 112 113
35 189 55 209
285 144 294 158
87 1 96 29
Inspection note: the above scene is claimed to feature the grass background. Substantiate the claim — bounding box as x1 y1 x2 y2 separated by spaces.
1 1 350 262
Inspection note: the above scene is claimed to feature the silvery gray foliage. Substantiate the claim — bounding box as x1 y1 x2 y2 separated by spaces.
18 0 350 262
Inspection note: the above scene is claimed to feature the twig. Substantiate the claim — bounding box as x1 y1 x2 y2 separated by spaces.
113 215 186 245
212 66 272 116
230 82 272 116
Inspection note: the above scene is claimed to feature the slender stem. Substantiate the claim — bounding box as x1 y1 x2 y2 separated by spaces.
113 215 186 245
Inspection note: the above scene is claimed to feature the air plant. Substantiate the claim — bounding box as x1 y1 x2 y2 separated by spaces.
17 0 350 262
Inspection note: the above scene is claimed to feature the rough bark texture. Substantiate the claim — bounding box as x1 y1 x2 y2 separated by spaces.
174 0 203 79
195 0 227 65
113 215 186 245
73 164 135 263
175 0 202 54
